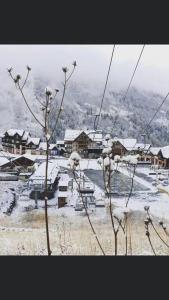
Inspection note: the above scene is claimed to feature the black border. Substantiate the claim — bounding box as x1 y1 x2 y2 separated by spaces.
0 2 169 44
0 2 168 294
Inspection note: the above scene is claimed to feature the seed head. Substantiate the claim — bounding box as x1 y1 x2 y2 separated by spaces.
144 206 150 212
8 67 13 74
62 67 68 73
45 87 52 97
163 224 167 230
72 61 77 67
27 65 31 71
146 230 150 237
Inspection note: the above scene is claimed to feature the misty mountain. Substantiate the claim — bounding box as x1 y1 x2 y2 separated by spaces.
0 72 169 147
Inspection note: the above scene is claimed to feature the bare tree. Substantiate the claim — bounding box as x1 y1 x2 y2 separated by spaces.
8 63 76 255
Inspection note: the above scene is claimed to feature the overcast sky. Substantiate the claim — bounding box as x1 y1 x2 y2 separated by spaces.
0 44 169 95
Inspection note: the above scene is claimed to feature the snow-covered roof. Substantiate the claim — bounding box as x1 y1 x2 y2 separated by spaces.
6 129 24 137
27 137 40 146
113 137 137 150
87 131 103 142
0 157 9 167
149 147 161 156
64 129 102 142
58 191 68 198
160 146 169 159
38 142 58 151
29 160 59 185
64 130 82 141
22 131 30 140
0 154 36 168
49 144 58 150
11 154 36 163
133 143 151 151
38 142 46 150
57 140 65 145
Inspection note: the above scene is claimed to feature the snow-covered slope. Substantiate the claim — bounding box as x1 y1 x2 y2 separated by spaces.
1 71 169 146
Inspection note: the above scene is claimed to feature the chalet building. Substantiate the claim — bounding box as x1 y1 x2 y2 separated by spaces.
157 146 169 168
131 143 151 155
111 138 137 157
139 146 169 168
2 129 30 155
140 147 161 164
26 137 41 151
57 140 65 149
29 160 59 201
64 129 103 158
0 154 36 172
37 142 60 156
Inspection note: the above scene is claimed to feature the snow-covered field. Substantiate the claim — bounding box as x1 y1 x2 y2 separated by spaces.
0 159 169 255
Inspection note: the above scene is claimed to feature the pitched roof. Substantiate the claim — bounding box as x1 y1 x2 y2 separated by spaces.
26 137 40 146
0 157 9 167
64 130 82 141
113 137 137 150
38 142 46 150
133 143 151 151
22 131 30 140
29 160 59 184
49 144 58 150
0 154 36 168
10 154 36 163
160 146 169 159
64 129 103 142
6 129 24 137
57 140 65 145
149 147 161 156
38 142 58 151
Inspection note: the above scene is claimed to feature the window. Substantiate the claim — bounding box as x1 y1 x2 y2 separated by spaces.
59 186 67 191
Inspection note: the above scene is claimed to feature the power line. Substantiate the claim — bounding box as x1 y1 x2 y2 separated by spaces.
95 45 116 130
112 45 145 129
142 91 169 136
130 91 169 153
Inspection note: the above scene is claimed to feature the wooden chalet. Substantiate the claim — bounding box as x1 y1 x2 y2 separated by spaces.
28 160 59 200
0 154 36 172
158 146 169 168
64 129 103 158
111 138 137 157
36 142 60 156
2 129 30 155
26 137 41 152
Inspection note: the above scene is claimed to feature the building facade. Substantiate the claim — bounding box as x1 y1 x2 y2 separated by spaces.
2 129 30 155
64 129 103 158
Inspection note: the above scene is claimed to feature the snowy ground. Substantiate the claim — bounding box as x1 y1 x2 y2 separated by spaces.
0 159 169 254
1 160 169 221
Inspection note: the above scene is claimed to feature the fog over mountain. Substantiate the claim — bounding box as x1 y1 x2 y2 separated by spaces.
1 45 169 145
1 69 169 146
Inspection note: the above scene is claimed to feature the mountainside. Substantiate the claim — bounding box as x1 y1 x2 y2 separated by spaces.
0 71 169 146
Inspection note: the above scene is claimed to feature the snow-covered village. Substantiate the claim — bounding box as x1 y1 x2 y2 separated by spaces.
1 44 169 255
